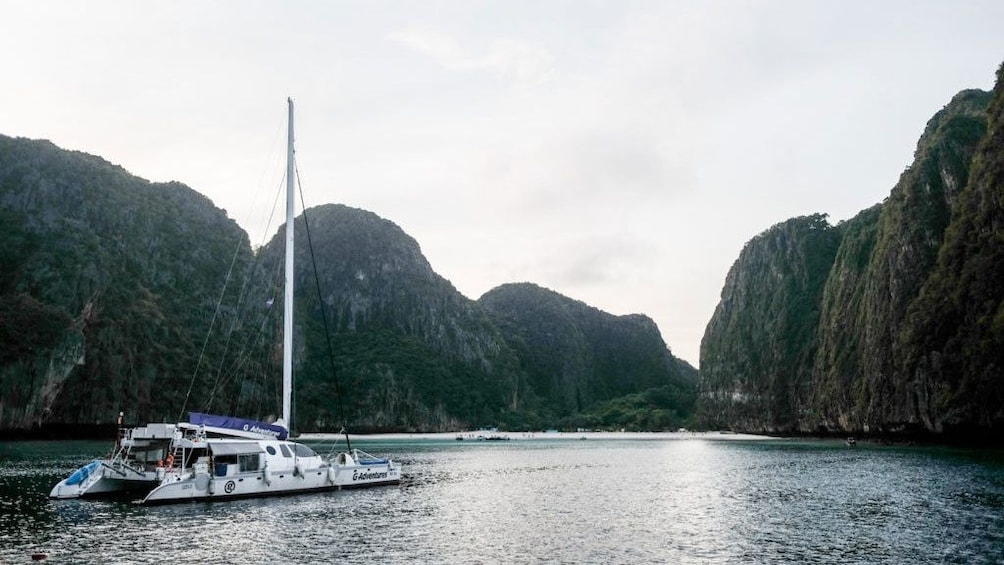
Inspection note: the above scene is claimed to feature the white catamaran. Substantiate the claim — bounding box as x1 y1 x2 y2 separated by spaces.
50 99 401 504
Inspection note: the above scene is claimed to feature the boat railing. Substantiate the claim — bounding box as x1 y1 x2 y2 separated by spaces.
352 449 389 465
101 458 147 479
320 427 350 461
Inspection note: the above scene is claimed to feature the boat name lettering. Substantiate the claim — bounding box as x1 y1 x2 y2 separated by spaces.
241 423 282 438
352 469 388 481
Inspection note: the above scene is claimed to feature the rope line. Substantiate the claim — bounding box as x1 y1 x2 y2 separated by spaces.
295 159 353 451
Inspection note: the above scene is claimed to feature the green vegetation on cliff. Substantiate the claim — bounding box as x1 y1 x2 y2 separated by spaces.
899 66 1004 434
699 214 840 432
699 67 1004 440
480 283 698 431
0 135 256 429
0 138 691 433
811 204 883 430
260 203 527 432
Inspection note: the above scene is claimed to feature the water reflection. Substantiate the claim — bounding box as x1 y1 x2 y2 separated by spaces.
1 438 1003 563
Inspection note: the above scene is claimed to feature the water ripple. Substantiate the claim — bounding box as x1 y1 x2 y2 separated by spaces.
1 439 1003 563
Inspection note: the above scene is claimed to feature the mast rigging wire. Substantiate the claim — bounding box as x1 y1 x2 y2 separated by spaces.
295 159 353 451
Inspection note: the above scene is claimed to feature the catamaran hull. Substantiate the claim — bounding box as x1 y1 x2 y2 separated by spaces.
142 462 401 505
143 471 335 504
49 460 161 500
330 463 402 490
50 476 158 499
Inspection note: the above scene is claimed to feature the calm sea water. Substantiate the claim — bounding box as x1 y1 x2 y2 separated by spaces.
1 435 1002 564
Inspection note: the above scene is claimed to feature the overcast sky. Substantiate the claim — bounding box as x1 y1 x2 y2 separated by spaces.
3 1 1003 366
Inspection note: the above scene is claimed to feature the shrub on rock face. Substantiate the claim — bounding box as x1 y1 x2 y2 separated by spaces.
698 68 1004 440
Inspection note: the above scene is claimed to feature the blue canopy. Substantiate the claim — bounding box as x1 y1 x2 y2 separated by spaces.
188 412 288 440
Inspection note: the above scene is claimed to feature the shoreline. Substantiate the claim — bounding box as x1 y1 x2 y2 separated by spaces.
3 425 1001 448
299 430 772 443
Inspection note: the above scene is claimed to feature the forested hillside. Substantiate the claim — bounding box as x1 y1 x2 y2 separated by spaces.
699 214 841 432
480 283 697 430
259 203 526 431
0 137 694 434
699 66 1004 441
0 135 256 429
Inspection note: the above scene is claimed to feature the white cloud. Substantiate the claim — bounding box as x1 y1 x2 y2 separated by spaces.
4 1 1004 367
387 27 554 85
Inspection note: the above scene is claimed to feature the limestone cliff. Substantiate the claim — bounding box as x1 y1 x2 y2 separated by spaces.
699 68 1003 440
0 135 253 429
259 204 527 432
479 282 697 429
0 135 697 434
898 65 1004 435
699 215 840 432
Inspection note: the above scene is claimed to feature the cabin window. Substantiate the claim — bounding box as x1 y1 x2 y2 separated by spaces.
215 455 238 465
279 444 292 458
239 454 260 473
292 444 316 458
265 446 277 455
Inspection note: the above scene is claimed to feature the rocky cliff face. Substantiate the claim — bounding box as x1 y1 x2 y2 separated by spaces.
1 135 696 434
479 282 697 429
699 69 1004 439
816 89 991 433
264 211 698 432
699 215 841 431
478 283 592 417
810 205 882 430
898 66 1004 435
259 204 526 432
0 135 254 429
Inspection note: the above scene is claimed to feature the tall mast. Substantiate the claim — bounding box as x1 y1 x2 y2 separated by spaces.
282 97 295 429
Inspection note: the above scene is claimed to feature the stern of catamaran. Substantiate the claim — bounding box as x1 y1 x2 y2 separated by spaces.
327 448 401 488
49 423 179 499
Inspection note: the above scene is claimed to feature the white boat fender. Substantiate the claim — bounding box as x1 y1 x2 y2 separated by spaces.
263 462 271 486
327 466 337 484
294 459 305 479
195 472 210 492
